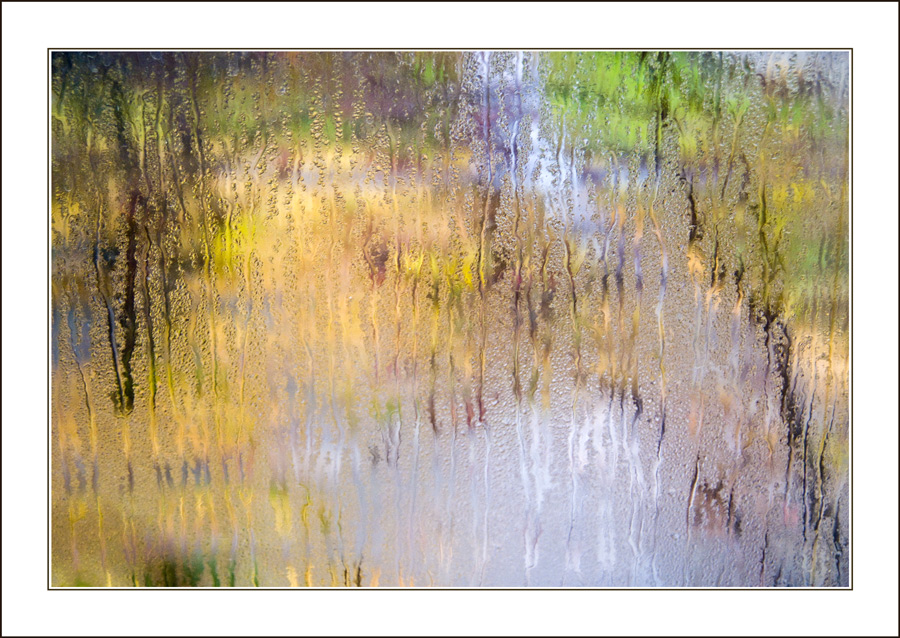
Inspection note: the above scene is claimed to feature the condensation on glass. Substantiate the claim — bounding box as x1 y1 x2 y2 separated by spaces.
51 51 849 587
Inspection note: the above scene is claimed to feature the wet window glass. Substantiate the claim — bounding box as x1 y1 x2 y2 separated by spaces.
51 51 849 587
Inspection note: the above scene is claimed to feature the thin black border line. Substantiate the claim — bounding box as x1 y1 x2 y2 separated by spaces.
47 47 853 592
849 44 853 592
48 47 852 52
47 46 52 594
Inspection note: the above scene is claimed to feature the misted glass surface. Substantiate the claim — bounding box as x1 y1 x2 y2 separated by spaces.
51 51 849 587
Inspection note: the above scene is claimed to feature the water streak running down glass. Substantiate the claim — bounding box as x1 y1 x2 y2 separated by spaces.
51 51 849 587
